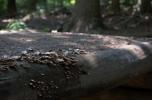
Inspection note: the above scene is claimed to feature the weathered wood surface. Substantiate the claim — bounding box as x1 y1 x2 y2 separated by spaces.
125 72 152 89
0 32 152 100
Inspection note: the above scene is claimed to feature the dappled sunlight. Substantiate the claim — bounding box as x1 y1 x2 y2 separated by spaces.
63 42 78 46
79 42 152 70
102 36 129 45
0 30 16 35
26 29 41 33
75 19 83 32
50 33 71 39
80 52 98 68
0 29 40 35
141 42 152 53
119 44 146 60
1 19 14 23
51 35 70 39
8 37 35 43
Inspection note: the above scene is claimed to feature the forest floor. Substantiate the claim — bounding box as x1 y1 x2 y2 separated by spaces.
1 13 152 37
0 14 152 100
25 14 152 37
0 14 152 55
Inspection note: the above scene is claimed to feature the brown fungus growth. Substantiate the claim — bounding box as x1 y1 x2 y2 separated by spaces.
0 48 88 99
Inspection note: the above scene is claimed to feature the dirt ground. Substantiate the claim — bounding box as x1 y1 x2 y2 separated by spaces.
25 14 152 37
1 14 152 37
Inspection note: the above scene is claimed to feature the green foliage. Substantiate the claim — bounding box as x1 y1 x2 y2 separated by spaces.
63 0 76 6
47 0 75 8
70 0 76 5
43 27 50 32
120 0 137 12
0 0 6 15
6 20 27 30
0 0 140 17
15 0 75 15
120 0 137 7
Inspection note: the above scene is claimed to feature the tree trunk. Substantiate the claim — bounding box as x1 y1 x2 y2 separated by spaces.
63 0 104 33
140 0 152 14
110 0 120 14
59 0 64 7
125 72 152 89
6 0 17 18
28 0 37 12
0 41 152 100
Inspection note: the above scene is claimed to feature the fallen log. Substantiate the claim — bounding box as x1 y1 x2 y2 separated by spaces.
125 72 152 89
0 41 152 100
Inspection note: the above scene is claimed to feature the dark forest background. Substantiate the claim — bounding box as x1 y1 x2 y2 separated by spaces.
0 0 151 37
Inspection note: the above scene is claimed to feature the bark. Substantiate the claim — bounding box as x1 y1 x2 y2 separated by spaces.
6 0 17 18
63 0 104 33
28 0 37 12
140 0 152 14
0 41 152 100
125 72 152 89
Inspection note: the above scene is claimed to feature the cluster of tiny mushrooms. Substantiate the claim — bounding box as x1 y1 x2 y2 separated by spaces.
0 48 88 99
